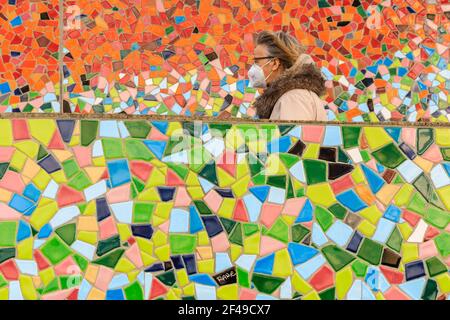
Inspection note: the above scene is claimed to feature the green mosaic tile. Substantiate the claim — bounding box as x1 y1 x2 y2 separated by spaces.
371 143 406 168
357 239 383 265
0 222 16 247
40 237 72 265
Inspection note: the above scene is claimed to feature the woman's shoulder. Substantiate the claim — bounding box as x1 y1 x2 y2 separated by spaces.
277 88 317 102
272 88 327 121
271 89 315 120
281 88 310 95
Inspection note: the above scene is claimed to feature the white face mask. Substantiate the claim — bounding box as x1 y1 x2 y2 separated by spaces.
248 59 274 88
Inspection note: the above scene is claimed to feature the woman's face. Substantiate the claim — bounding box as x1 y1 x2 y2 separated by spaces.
252 44 281 84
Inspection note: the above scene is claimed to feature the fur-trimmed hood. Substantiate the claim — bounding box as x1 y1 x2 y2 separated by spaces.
253 54 326 119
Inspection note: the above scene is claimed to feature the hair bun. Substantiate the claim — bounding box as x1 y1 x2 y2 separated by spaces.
296 53 314 65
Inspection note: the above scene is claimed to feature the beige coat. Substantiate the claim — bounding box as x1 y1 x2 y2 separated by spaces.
269 88 328 121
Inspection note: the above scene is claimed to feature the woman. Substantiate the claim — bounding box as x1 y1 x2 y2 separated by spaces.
248 31 328 121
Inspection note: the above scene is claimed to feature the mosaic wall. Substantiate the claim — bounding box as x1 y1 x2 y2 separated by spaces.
0 116 449 300
0 0 60 113
1 1 450 121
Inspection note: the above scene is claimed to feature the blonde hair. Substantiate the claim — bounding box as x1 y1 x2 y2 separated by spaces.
255 31 305 70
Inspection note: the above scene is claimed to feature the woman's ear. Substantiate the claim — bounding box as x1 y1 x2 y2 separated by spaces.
272 58 281 71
